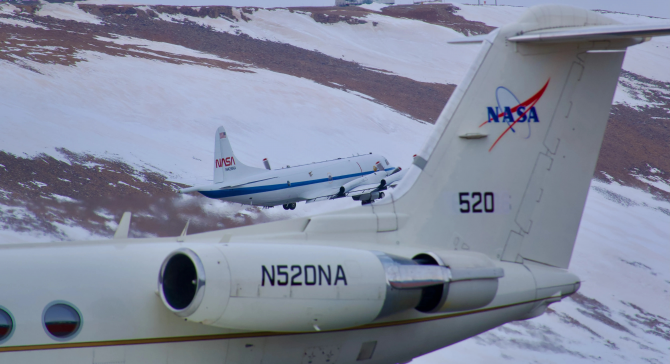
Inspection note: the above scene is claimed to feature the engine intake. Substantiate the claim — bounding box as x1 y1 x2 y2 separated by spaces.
159 249 206 316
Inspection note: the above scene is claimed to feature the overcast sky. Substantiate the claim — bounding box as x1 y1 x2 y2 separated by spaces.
130 1 668 19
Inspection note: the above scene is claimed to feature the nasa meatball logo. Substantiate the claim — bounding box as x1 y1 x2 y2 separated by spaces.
480 80 549 151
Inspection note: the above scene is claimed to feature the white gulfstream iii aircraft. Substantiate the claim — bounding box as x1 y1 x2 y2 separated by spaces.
2 6 670 364
179 126 403 209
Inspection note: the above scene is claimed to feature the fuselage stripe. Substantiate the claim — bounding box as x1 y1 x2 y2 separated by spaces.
199 168 394 199
0 295 569 353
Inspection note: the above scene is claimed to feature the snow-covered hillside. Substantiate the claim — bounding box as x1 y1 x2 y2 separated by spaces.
0 2 668 363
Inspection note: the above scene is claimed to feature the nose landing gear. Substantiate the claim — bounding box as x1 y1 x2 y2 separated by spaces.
282 202 297 210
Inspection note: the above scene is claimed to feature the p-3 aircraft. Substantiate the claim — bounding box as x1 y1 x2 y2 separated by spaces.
2 5 669 364
179 127 404 209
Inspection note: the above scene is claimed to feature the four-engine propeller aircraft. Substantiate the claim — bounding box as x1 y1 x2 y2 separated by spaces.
179 126 401 209
2 5 669 364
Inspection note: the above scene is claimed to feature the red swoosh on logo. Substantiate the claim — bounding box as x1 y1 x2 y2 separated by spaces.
479 79 550 152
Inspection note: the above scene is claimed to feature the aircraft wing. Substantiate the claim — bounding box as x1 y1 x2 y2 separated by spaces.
303 183 398 204
345 181 399 196
304 168 406 203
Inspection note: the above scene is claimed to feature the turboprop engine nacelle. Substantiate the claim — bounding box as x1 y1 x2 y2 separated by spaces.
158 244 452 332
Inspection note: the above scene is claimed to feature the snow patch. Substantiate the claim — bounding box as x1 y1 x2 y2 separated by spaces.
95 34 246 65
52 194 77 203
95 209 115 221
0 17 47 29
52 221 107 242
0 49 431 184
155 7 475 85
632 174 670 193
36 3 103 25
648 165 661 174
613 72 670 108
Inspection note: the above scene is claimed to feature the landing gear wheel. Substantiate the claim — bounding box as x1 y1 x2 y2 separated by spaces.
379 192 385 199
289 202 296 210
282 204 289 210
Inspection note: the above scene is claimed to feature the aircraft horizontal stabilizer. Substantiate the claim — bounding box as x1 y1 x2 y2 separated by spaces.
508 23 670 43
179 186 200 194
447 34 491 44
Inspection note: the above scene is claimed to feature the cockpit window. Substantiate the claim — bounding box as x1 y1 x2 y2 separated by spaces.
43 302 82 341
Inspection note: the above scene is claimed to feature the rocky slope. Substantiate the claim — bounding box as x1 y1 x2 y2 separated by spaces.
1 2 667 241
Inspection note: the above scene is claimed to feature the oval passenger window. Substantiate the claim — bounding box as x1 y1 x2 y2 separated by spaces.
43 303 82 340
0 308 13 342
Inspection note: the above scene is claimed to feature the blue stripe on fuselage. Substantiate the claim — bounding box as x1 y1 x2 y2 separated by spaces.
198 169 393 199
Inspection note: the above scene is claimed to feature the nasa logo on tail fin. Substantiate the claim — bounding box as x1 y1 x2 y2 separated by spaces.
213 126 265 184
481 80 549 151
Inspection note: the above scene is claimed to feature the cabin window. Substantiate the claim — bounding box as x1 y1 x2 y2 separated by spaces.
0 307 14 343
42 302 82 341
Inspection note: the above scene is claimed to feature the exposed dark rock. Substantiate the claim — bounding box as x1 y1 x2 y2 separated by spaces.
620 301 670 341
546 308 603 339
380 4 494 35
570 293 633 334
0 150 267 239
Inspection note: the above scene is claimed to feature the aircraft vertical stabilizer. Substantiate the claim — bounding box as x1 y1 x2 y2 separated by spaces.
213 126 264 184
388 5 670 268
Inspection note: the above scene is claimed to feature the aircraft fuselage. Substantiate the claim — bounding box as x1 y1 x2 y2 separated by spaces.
0 236 572 364
198 154 391 206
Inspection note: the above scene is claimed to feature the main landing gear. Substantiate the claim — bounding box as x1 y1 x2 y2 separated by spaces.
354 191 385 205
282 202 296 210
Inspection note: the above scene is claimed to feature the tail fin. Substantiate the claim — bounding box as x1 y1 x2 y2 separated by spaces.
390 5 670 268
213 126 264 184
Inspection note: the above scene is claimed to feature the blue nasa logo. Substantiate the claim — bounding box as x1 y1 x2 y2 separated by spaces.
480 80 549 151
487 104 539 125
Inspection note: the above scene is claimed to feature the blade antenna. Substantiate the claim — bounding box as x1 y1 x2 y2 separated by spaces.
180 219 191 237
113 212 132 239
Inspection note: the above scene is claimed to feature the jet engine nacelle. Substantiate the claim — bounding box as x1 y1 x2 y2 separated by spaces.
412 251 504 313
158 244 451 332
